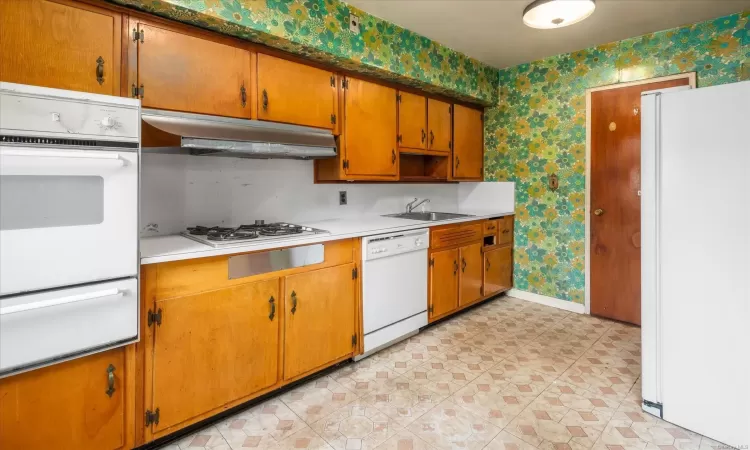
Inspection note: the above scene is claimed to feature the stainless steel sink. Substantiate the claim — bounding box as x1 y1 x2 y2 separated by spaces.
383 212 474 221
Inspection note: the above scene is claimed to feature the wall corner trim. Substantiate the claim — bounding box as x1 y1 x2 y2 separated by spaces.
507 289 585 314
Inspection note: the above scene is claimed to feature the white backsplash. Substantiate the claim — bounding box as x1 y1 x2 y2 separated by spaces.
140 154 514 236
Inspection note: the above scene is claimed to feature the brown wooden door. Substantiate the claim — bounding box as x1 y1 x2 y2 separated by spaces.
498 215 514 246
453 104 484 179
459 242 483 306
257 54 336 129
429 248 458 319
484 246 513 296
344 77 398 177
0 0 121 95
151 279 280 432
0 348 126 450
398 91 426 150
428 98 452 153
284 264 356 380
135 21 252 118
590 77 691 325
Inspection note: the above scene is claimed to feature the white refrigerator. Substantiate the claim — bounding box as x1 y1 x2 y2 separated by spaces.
641 80 750 447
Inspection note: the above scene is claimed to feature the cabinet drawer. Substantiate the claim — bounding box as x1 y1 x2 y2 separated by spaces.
431 222 482 250
483 220 499 236
498 216 514 246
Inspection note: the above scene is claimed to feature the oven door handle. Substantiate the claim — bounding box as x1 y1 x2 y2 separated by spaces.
0 288 124 316
0 148 126 167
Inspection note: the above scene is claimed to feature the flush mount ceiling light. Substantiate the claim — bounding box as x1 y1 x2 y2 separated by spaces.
523 0 596 29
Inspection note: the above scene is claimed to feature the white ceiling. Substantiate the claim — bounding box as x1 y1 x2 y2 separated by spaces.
346 0 750 69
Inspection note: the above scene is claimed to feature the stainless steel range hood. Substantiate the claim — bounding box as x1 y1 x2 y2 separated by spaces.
141 109 336 159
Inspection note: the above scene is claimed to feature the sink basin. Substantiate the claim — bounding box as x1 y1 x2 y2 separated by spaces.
383 212 474 221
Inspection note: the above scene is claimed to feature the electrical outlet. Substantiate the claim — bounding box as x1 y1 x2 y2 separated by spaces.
349 14 360 33
339 191 348 205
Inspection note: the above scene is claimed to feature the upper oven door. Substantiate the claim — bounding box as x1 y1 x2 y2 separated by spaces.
0 146 138 296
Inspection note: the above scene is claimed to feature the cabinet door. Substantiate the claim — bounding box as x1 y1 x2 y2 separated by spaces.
428 98 452 153
151 279 280 433
484 246 513 295
0 348 126 450
0 0 121 95
453 104 484 180
498 215 514 246
459 242 483 306
284 264 356 380
398 91 427 149
429 248 458 319
344 78 398 177
257 54 336 129
136 22 252 118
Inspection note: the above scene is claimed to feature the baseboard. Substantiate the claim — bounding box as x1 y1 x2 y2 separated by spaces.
506 289 585 314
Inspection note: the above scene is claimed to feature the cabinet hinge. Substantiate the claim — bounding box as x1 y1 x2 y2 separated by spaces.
396 93 401 103
428 305 434 314
145 408 160 426
330 75 336 87
147 308 162 327
352 267 358 279
448 105 452 114
343 159 349 170
448 140 452 150
351 334 357 347
342 79 349 89
397 134 402 143
331 114 337 125
131 84 144 99
429 257 435 267
132 28 144 43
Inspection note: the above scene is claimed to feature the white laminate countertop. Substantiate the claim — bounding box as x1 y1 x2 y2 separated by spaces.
140 210 513 265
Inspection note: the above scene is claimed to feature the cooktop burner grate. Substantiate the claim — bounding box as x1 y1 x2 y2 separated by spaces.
182 221 327 245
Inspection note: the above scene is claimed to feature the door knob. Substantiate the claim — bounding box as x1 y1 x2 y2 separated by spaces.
594 208 604 216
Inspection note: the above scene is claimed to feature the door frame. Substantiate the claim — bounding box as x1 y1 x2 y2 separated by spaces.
583 72 696 315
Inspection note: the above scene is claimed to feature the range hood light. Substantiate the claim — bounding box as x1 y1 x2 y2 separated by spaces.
523 0 595 29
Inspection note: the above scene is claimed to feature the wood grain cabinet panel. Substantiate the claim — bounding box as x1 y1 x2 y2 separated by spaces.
283 264 357 380
149 279 280 433
459 242 483 306
452 104 484 180
257 54 337 129
427 98 452 153
0 348 126 450
429 248 459 319
498 216 514 246
398 91 427 150
343 77 398 177
484 246 512 296
134 21 252 118
0 0 121 95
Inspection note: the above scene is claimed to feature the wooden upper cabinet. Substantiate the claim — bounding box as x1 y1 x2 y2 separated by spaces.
484 246 513 296
133 21 252 118
0 348 126 450
429 248 459 320
343 77 398 177
428 98 452 153
0 0 121 95
284 264 357 380
257 54 337 129
150 279 280 434
459 242 483 306
453 104 484 180
398 91 427 150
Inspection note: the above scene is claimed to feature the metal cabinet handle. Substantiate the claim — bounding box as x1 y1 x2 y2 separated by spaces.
240 85 247 108
453 260 458 275
502 229 510 234
486 258 490 271
421 129 426 143
430 130 434 147
268 296 276 320
105 364 116 397
290 291 297 314
455 157 460 170
391 149 396 164
461 257 467 272
96 56 105 85
262 89 268 110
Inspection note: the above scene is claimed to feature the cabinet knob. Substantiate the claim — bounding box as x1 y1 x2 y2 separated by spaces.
594 208 604 216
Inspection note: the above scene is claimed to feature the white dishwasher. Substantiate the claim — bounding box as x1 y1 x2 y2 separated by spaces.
359 228 429 358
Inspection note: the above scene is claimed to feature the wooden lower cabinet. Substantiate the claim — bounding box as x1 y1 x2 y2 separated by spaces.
459 242 483 306
484 246 513 296
149 278 280 434
0 348 127 450
284 263 357 380
429 248 459 319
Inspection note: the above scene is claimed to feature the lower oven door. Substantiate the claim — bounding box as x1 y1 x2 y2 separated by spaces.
0 277 138 376
0 146 138 296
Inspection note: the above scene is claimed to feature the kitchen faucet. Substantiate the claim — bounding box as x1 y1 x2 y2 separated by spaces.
406 197 430 212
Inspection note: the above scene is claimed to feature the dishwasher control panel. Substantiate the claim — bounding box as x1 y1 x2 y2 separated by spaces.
363 229 430 261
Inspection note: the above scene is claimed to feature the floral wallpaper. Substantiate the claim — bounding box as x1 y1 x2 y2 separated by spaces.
484 11 749 303
107 0 498 105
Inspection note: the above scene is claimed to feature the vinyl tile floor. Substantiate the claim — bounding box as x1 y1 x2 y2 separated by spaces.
157 296 724 450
